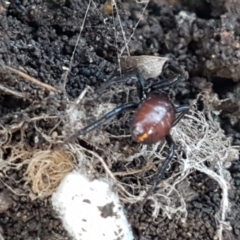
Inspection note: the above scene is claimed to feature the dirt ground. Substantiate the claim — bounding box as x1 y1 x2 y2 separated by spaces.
0 0 240 239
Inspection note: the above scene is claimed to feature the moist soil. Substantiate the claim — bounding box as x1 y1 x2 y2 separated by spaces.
0 0 240 240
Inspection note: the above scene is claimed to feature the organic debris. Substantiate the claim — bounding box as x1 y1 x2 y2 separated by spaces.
25 150 75 198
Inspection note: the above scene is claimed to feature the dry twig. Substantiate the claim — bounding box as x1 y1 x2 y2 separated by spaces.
4 66 58 92
0 84 27 99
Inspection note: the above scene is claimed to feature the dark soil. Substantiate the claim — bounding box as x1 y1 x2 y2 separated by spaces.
0 0 240 239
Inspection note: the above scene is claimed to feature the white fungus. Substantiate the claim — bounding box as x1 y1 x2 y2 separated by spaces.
51 171 134 240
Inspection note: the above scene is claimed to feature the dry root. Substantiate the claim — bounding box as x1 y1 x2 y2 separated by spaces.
25 150 75 199
0 145 75 199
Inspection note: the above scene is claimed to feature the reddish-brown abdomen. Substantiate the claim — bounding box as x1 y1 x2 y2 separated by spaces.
131 93 175 144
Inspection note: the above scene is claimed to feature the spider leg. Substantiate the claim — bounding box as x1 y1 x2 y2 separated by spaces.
66 102 139 143
135 72 146 100
96 69 138 94
96 67 148 97
173 105 190 126
146 71 186 94
139 134 176 210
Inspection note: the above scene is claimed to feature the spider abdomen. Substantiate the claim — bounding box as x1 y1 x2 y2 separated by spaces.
131 93 175 144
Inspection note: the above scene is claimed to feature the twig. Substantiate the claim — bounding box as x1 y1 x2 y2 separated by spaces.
0 84 27 99
62 0 93 97
5 66 58 92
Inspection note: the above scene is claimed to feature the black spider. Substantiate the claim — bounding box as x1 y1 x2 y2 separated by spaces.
66 66 189 207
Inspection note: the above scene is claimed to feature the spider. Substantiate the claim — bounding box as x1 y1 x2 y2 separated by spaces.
66 67 189 206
